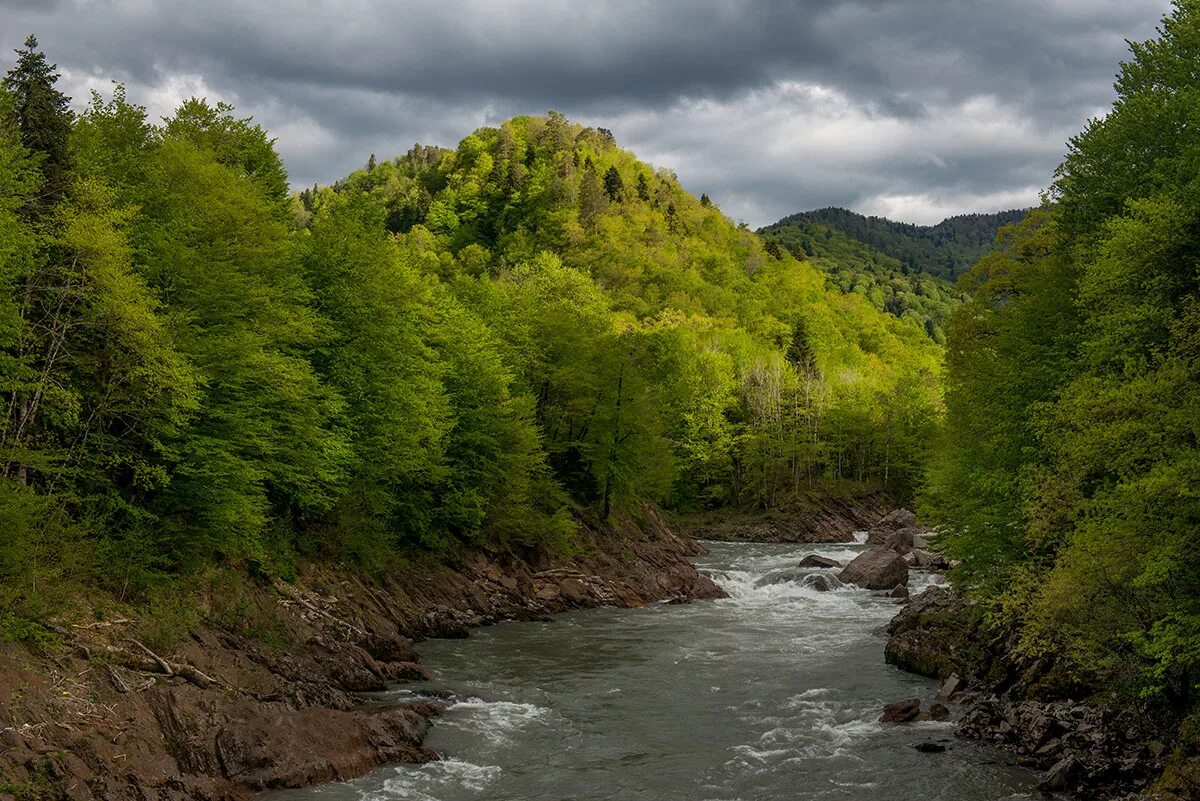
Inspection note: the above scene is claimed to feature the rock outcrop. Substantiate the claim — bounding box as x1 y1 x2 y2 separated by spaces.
883 584 1167 798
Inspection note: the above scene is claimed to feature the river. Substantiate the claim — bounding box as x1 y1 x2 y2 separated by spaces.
272 539 1039 801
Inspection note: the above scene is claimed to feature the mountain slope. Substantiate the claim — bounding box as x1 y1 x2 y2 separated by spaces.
762 206 1030 281
758 219 962 341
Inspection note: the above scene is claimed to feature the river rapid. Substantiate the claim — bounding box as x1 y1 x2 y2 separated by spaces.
272 539 1039 801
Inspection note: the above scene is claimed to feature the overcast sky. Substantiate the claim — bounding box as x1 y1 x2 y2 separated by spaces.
0 0 1172 226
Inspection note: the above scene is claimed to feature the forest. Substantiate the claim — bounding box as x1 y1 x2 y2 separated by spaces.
922 0 1200 741
3 0 1200 774
769 207 1028 281
0 37 940 626
759 216 967 342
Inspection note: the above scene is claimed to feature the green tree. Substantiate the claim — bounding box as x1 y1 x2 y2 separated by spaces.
3 35 73 206
603 165 624 202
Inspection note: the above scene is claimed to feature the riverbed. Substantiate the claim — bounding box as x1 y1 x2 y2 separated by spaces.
272 540 1038 800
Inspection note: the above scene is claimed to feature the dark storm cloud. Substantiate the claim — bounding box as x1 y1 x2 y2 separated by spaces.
0 1 1172 225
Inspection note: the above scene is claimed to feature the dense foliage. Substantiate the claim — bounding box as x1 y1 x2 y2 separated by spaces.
923 0 1200 727
759 218 962 342
767 207 1028 282
0 44 942 618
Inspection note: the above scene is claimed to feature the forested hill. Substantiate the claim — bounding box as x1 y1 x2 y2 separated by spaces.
758 218 962 342
0 36 942 625
762 206 1029 281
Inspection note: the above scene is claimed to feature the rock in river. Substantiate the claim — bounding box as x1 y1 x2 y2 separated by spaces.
881 698 922 723
839 547 908 590
797 554 842 569
801 573 843 592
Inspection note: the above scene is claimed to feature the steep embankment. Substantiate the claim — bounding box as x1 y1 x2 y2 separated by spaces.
681 492 895 544
0 508 721 801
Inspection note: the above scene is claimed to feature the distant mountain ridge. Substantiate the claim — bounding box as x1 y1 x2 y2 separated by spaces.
761 206 1031 282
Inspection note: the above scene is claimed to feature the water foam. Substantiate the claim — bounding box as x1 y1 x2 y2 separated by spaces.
378 758 501 800
437 697 551 745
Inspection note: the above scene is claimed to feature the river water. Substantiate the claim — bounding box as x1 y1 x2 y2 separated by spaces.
274 540 1038 801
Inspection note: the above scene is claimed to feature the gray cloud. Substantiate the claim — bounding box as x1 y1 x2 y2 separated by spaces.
0 0 1172 225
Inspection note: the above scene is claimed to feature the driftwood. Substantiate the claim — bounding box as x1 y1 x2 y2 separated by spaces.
72 618 133 629
272 579 367 638
93 639 222 691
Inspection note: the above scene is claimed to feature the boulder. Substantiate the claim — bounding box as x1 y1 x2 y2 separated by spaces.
801 574 843 592
883 586 972 680
559 578 589 604
890 584 909 599
1040 756 1080 791
877 508 917 530
866 526 925 554
910 549 950 571
840 548 908 590
797 555 842 569
929 703 950 721
881 698 922 723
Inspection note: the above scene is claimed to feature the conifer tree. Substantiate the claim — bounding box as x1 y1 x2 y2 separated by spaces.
603 165 624 202
3 35 73 206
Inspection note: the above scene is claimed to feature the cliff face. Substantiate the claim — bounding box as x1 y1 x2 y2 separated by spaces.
0 505 722 801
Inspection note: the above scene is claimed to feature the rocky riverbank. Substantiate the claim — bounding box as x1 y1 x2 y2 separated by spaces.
0 504 723 801
831 508 1187 798
882 584 1191 799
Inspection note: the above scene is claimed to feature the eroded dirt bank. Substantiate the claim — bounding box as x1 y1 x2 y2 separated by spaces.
680 492 895 543
0 505 722 801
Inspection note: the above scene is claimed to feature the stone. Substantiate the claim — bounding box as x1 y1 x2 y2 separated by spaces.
883 586 970 679
559 578 588 604
877 508 917 530
1040 756 1080 791
797 555 842 569
890 584 909 599
937 673 962 700
840 547 908 590
929 703 950 721
801 574 843 592
867 525 931 554
915 741 947 753
884 528 915 554
910 549 950 570
881 698 922 723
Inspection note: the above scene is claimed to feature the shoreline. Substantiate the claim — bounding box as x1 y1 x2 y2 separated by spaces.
0 504 722 801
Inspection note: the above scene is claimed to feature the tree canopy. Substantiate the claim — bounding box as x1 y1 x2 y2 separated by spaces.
922 0 1200 729
0 52 944 621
